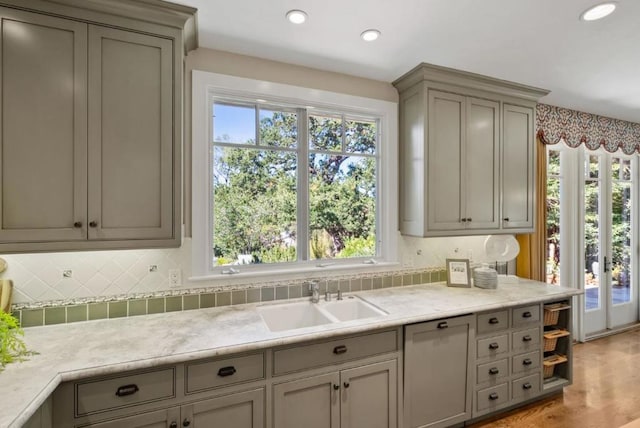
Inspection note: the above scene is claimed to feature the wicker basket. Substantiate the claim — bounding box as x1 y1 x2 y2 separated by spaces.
543 329 570 352
543 303 570 326
543 353 568 378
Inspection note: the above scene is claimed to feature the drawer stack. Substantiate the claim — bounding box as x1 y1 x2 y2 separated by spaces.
473 304 543 417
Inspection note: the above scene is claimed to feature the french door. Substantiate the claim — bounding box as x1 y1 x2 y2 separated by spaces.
581 152 638 336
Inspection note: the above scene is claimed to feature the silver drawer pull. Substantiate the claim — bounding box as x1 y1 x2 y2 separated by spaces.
523 358 533 366
437 321 448 329
115 384 139 397
217 366 237 377
489 367 500 375
522 382 533 390
522 311 532 318
522 335 533 342
489 392 499 400
488 342 500 350
488 317 500 325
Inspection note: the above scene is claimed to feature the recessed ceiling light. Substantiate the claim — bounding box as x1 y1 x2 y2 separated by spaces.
581 2 617 21
360 29 381 42
286 9 307 24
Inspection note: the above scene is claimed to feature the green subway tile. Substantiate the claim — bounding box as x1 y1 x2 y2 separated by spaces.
402 274 413 286
327 280 339 293
66 305 87 323
216 291 231 307
246 288 261 303
183 295 200 310
413 273 422 284
382 276 392 288
166 296 182 312
21 309 44 327
261 287 274 302
231 290 246 305
275 286 288 300
108 301 127 319
200 293 216 308
301 283 312 297
88 303 108 320
361 278 373 290
422 272 432 283
288 285 302 299
373 277 383 289
318 281 327 294
128 299 147 316
350 278 362 292
392 275 402 287
339 280 350 293
44 307 66 325
438 270 447 282
148 298 165 314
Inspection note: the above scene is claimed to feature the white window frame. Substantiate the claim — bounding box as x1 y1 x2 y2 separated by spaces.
191 70 398 280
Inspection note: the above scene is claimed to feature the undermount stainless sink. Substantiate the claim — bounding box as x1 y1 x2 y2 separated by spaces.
258 296 387 332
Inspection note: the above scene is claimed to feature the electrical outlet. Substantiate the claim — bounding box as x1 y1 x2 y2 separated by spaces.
148 265 158 273
169 269 182 287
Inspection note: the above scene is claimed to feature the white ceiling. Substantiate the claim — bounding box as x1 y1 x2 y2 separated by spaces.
173 0 640 123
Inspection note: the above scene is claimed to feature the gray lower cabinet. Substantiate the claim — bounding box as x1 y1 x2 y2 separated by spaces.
0 0 190 252
403 315 474 428
79 407 180 428
272 360 397 428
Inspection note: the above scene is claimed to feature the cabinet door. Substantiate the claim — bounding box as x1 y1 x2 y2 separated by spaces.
273 372 340 428
0 7 87 243
182 388 264 428
465 97 499 230
84 407 180 428
427 90 465 231
404 316 473 428
340 360 397 428
87 25 174 241
502 104 534 230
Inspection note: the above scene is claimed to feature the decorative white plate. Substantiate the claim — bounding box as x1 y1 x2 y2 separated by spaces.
484 235 520 262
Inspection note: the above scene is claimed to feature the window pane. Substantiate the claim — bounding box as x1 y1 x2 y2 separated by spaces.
584 179 600 310
213 103 256 144
546 176 561 285
309 114 342 152
611 180 632 305
621 158 631 181
259 109 297 148
587 154 599 178
345 118 376 154
547 149 560 176
309 154 376 260
213 147 297 265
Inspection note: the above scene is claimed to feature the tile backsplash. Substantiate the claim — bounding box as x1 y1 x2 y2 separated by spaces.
2 234 508 327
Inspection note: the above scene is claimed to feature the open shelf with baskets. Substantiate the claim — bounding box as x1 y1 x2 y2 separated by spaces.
542 300 572 390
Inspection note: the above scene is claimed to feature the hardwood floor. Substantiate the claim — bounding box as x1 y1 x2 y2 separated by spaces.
468 327 640 428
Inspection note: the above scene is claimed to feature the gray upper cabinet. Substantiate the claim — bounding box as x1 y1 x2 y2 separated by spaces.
0 0 195 252
502 104 535 230
87 25 174 241
394 63 549 237
0 7 87 244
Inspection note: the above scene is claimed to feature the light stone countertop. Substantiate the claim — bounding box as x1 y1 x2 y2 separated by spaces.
1 279 581 428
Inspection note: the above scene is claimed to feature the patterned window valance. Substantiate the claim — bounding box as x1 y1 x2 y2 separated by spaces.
536 103 640 155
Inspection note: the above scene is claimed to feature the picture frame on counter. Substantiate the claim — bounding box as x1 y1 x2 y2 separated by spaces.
446 258 471 288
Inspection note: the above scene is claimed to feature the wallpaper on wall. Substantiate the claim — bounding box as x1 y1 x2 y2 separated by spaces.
537 103 640 154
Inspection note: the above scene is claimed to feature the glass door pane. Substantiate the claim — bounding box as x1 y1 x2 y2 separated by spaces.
584 154 602 312
611 157 632 306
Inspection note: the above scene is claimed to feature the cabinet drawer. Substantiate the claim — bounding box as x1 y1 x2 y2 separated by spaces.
512 373 541 400
477 334 509 359
273 329 397 375
477 310 509 335
75 368 175 416
512 327 540 352
476 383 509 412
476 358 509 385
512 350 541 375
186 352 264 394
512 305 540 326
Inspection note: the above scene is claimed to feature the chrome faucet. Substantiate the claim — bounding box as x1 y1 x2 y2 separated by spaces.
308 281 320 303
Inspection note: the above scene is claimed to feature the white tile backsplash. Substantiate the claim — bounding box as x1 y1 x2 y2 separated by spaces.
1 235 506 305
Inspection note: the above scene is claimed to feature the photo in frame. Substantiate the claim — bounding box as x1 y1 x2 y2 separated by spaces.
446 258 471 288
